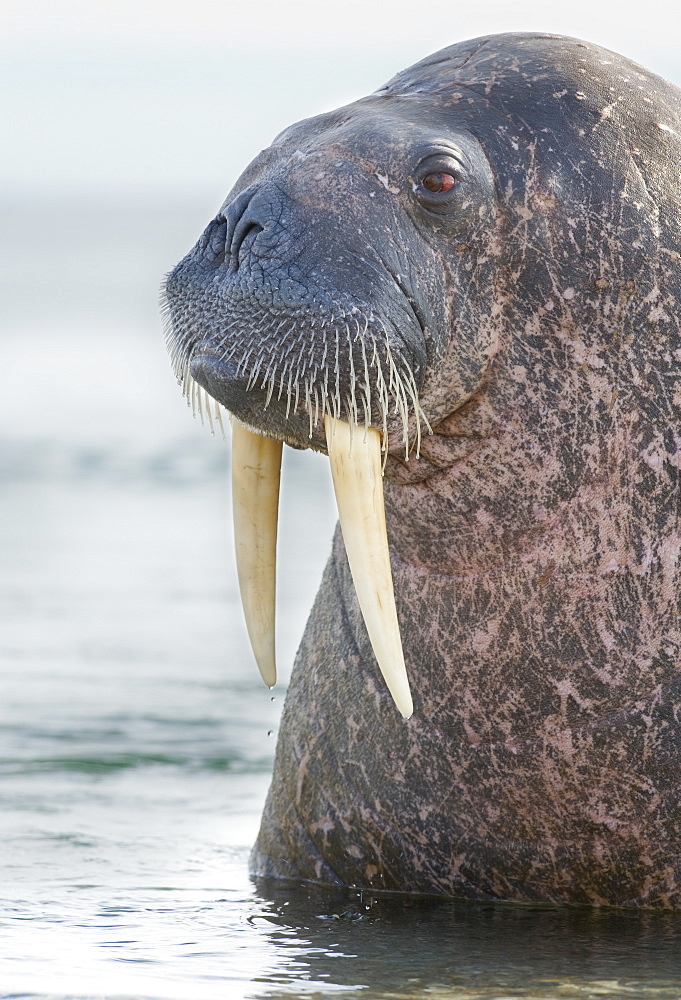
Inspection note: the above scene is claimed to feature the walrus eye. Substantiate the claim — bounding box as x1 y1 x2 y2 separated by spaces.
422 172 457 194
412 154 464 217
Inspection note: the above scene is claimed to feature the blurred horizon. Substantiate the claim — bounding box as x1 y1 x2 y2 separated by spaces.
4 1 681 200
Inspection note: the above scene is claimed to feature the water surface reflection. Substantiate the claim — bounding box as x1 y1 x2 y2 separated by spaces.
251 880 681 998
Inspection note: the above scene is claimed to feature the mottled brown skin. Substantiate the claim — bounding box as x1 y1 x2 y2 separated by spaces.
165 34 681 907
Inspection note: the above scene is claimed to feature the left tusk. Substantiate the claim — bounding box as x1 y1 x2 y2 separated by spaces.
231 419 282 687
325 415 413 718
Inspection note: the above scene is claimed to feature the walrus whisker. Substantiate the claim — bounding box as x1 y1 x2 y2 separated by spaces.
403 364 428 458
262 355 278 397
254 353 270 389
366 332 390 452
313 384 320 427
359 335 372 427
306 379 314 438
236 347 253 380
215 398 226 439
345 322 359 430
383 339 412 454
204 388 216 433
321 379 329 423
295 342 307 375
285 369 294 419
333 322 342 422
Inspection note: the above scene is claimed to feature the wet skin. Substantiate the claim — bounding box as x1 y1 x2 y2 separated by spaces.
164 33 681 907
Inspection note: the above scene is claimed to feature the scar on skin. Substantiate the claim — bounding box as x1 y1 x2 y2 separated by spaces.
374 172 400 194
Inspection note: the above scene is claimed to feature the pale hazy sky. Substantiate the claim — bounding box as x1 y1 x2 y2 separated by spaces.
4 0 681 51
4 0 681 198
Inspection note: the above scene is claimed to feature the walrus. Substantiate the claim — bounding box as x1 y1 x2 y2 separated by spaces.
163 32 681 908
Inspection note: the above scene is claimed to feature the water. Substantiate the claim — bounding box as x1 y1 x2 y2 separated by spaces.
3 197 681 999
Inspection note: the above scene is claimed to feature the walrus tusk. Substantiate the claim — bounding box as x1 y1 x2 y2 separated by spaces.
231 418 282 687
232 413 412 717
324 415 413 719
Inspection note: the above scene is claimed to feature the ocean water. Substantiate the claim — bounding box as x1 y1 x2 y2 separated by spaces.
3 196 681 999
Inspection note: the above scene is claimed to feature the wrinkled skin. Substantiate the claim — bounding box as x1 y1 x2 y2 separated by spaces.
164 33 681 908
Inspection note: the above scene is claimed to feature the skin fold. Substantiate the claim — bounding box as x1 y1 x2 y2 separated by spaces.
164 33 681 907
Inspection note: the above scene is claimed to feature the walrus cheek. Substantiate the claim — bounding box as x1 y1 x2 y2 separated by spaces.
231 417 413 718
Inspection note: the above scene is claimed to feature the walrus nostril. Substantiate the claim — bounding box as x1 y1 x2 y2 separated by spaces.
197 216 229 266
231 220 265 267
222 183 263 271
198 201 266 271
208 217 228 264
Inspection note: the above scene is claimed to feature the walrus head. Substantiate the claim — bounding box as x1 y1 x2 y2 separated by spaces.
163 86 500 453
163 32 681 722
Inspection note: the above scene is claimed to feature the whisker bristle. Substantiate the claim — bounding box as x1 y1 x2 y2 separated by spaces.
166 300 429 457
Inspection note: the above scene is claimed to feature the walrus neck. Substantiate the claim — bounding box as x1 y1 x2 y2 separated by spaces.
383 394 630 580
384 391 499 486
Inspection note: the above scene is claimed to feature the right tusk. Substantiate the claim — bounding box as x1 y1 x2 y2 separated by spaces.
231 418 282 688
325 415 413 719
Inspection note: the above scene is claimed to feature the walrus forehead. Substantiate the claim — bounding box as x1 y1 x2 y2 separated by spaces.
380 33 681 165
381 31 673 105
230 94 502 203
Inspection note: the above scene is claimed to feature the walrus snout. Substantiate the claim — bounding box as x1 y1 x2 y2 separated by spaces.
165 174 434 454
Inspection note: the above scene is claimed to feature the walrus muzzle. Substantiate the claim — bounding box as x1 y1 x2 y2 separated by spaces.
231 416 413 718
